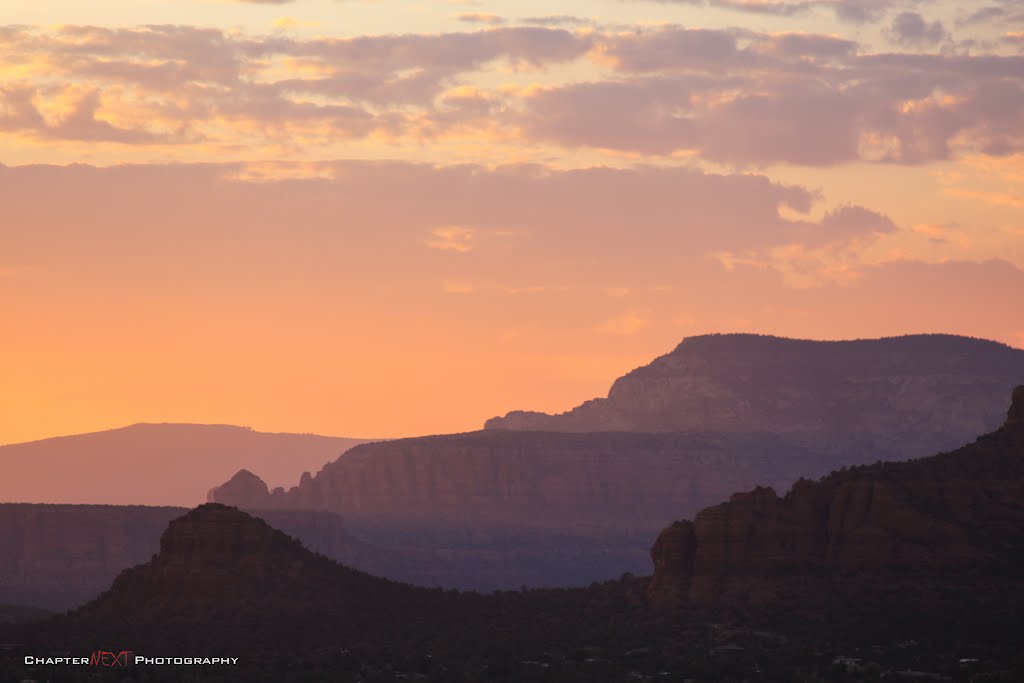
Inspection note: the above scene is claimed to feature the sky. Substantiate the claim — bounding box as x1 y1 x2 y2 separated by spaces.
1 0 1023 444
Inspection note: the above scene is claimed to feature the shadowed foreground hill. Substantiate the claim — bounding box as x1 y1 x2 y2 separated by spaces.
0 504 441 611
0 423 369 506
648 386 1024 615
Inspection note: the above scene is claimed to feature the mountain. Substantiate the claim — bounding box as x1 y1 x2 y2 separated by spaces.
0 503 439 611
209 430 825 589
207 333 1024 589
0 423 369 506
647 385 1024 611
487 333 1024 461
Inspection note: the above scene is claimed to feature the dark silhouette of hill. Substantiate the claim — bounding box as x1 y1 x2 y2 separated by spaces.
488 333 1024 461
0 423 369 506
648 386 1024 614
0 504 444 611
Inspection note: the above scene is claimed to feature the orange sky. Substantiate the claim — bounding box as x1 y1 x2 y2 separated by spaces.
2 1 1023 444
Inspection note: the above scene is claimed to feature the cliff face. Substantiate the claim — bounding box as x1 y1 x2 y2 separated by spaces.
0 423 368 507
486 334 1024 463
0 505 182 611
210 431 826 588
647 386 1024 609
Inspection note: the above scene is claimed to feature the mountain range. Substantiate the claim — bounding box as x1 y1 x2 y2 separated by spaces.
210 333 1024 588
6 386 1023 681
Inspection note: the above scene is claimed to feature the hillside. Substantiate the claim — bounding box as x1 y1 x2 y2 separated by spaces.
0 504 436 611
648 386 1024 611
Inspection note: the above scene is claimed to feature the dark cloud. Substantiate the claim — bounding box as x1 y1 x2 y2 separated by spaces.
890 12 948 47
959 6 1007 26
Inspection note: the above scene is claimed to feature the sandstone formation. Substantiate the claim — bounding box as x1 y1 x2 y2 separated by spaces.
210 431 823 588
647 385 1024 609
0 423 368 507
487 333 1024 463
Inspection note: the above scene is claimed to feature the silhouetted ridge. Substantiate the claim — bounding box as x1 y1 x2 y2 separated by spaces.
67 504 452 644
1007 385 1024 426
670 332 1015 354
485 333 1024 467
648 386 1024 609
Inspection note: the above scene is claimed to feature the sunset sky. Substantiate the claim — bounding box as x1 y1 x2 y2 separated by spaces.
2 0 1023 445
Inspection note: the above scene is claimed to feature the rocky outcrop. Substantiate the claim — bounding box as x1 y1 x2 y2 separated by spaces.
210 431 826 588
0 423 369 507
487 334 1024 463
647 386 1024 609
208 469 270 505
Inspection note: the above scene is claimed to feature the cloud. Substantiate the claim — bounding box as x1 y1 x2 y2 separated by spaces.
4 161 1023 359
2 22 1022 166
0 24 590 145
520 26 1024 165
890 12 948 47
521 16 596 28
642 0 910 24
456 13 505 25
645 0 814 17
426 226 476 252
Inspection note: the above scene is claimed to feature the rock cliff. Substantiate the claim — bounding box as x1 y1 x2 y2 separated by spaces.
209 431 823 588
647 385 1024 609
487 334 1024 462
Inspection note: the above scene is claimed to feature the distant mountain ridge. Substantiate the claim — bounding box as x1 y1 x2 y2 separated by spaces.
0 423 370 506
486 333 1024 461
